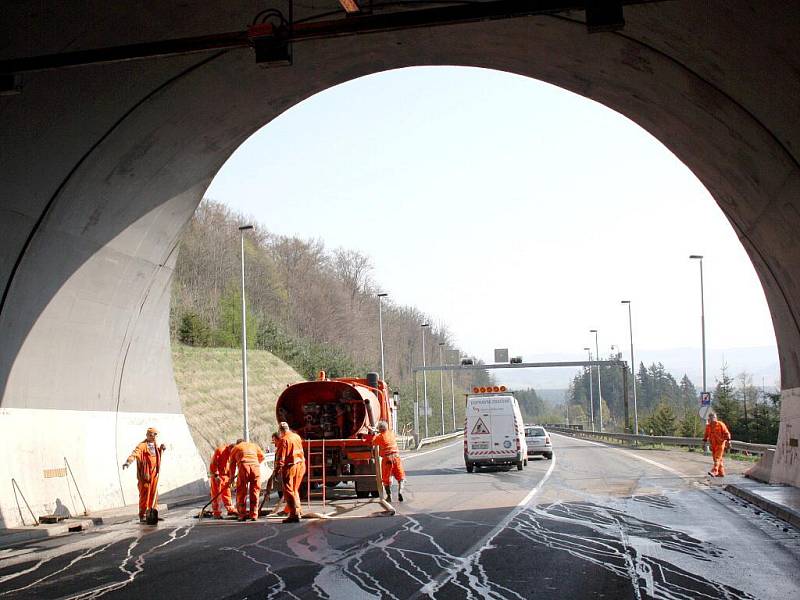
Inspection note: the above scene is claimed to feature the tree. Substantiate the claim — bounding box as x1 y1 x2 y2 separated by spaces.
679 375 697 413
679 411 703 438
178 312 211 347
643 402 677 436
213 284 259 348
712 363 740 433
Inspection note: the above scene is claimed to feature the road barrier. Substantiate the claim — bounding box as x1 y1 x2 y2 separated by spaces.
547 427 775 457
416 430 463 450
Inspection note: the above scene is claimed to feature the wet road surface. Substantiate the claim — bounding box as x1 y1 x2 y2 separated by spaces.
1 434 798 599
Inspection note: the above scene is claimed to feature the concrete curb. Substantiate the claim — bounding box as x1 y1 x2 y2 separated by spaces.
725 483 800 529
0 495 208 548
0 518 96 548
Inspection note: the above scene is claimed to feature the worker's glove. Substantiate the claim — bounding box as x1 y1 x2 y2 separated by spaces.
122 462 129 470
159 444 166 452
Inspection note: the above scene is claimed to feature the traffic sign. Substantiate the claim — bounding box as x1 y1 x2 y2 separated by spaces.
699 404 712 420
700 392 711 406
471 418 490 435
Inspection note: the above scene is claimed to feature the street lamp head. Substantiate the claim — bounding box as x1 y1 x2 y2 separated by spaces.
590 329 597 333
421 323 430 328
438 342 445 346
238 225 254 231
621 300 631 304
583 347 591 351
377 292 388 297
689 254 703 259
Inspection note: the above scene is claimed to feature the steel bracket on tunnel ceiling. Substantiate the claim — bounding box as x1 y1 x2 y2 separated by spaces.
249 6 293 67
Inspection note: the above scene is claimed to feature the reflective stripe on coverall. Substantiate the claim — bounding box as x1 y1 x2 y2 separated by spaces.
704 420 731 476
372 430 405 486
228 441 265 518
128 441 162 519
210 444 236 516
276 431 306 519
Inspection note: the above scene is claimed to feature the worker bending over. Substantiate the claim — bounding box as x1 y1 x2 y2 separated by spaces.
122 427 166 522
703 412 731 477
228 438 265 521
371 420 405 502
275 421 306 523
209 442 237 519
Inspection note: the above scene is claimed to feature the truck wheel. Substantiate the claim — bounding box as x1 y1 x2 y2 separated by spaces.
545 452 553 460
370 490 379 498
466 463 474 473
523 458 528 466
356 490 370 499
516 460 524 471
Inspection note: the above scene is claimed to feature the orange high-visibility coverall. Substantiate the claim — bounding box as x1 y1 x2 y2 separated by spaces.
127 441 163 519
371 430 405 486
228 441 265 519
275 431 306 519
704 420 731 476
209 444 236 517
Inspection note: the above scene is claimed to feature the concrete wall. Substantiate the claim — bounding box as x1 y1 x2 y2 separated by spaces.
1 1 800 525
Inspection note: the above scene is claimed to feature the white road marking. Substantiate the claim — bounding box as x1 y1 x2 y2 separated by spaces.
550 432 687 477
403 440 463 461
419 454 558 597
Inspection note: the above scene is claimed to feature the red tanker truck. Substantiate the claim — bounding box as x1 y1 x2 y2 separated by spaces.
275 371 395 498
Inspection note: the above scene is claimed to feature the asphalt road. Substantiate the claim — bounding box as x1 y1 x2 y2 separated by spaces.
1 434 799 599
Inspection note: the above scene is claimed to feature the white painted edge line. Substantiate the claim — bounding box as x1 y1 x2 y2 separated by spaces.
419 454 557 596
550 431 687 477
403 440 463 461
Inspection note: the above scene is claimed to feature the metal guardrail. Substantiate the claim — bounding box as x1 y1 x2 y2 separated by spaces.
416 430 463 450
548 427 776 456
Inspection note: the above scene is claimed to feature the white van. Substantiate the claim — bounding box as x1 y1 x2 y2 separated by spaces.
464 388 527 472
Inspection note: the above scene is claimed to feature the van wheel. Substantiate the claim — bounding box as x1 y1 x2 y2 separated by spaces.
466 463 474 473
516 460 523 471
523 458 528 466
545 453 553 460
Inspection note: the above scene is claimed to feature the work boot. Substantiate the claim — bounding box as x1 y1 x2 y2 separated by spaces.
384 485 392 502
397 481 405 502
282 515 300 523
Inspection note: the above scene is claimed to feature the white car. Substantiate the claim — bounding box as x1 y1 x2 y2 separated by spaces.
525 425 553 460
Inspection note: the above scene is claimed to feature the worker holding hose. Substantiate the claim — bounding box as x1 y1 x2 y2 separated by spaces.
228 438 265 521
209 442 237 519
275 421 306 523
370 420 405 502
122 427 165 522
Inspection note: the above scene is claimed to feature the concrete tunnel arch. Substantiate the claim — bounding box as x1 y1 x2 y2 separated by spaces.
1 1 799 526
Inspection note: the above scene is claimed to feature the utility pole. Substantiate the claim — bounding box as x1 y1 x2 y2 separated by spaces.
421 323 430 438
591 329 603 432
584 347 595 431
238 224 253 441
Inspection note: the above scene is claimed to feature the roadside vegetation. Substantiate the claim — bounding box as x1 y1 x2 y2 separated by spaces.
563 361 780 443
171 199 492 434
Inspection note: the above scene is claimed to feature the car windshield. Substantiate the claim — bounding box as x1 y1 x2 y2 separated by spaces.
525 427 546 437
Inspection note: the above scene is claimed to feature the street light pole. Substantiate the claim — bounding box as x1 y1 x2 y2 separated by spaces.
591 329 603 432
238 224 254 442
584 347 595 431
621 300 639 435
421 323 430 438
450 349 457 431
438 342 446 435
690 255 707 394
377 293 388 381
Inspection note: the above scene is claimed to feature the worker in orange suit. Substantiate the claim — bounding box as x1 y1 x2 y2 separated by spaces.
370 420 406 502
209 442 237 519
275 421 306 523
228 437 266 521
122 427 166 522
703 412 732 477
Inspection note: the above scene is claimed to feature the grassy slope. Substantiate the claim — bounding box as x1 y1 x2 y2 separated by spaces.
172 344 304 462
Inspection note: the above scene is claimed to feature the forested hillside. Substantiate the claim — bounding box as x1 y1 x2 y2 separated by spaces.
171 199 491 432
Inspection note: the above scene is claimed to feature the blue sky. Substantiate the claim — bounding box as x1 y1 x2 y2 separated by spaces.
206 66 778 385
